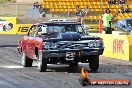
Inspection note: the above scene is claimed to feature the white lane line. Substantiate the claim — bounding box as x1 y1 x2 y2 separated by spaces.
0 65 24 68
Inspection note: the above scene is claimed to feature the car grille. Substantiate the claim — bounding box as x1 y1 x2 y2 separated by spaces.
57 40 102 49
43 40 103 50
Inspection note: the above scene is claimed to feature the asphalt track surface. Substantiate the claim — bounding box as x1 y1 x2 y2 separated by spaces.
0 34 132 88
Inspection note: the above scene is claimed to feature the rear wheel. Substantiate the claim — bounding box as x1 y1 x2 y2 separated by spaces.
38 51 47 72
21 52 33 67
89 55 99 72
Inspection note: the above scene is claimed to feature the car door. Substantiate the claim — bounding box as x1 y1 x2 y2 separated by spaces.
35 24 47 51
22 35 29 54
26 25 37 59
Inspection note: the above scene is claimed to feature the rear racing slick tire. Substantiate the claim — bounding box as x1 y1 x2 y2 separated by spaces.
38 51 47 72
89 55 99 72
21 52 33 67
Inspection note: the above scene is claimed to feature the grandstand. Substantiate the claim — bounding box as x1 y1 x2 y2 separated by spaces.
41 0 132 22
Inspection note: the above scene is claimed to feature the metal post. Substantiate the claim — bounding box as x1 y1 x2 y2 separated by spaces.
16 3 17 18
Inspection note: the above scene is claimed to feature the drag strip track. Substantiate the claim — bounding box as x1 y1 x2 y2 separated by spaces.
0 35 132 88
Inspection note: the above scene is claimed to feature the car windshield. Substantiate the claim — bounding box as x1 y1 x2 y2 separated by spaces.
37 24 85 34
126 19 132 27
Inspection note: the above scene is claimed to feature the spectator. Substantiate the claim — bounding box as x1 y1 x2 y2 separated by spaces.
78 5 89 24
33 2 40 9
119 0 125 4
125 5 130 13
39 6 46 18
119 6 124 13
75 5 81 17
39 5 44 13
35 2 40 9
112 0 116 4
108 0 119 5
115 0 119 4
33 2 36 9
102 9 113 34
108 0 112 5
83 5 89 16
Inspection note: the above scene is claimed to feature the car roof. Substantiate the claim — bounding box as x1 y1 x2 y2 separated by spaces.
48 19 70 22
34 21 81 25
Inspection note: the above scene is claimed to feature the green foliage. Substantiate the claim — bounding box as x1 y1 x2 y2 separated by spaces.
0 0 16 3
0 0 9 3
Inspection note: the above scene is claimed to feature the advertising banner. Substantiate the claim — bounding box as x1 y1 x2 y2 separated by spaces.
91 34 132 61
16 24 32 34
0 17 17 34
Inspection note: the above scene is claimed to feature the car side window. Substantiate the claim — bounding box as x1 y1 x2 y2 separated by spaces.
120 20 126 28
127 20 132 27
75 25 83 33
117 20 122 28
28 25 36 37
37 25 47 34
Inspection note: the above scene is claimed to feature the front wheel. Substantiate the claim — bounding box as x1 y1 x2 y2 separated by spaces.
21 52 33 67
38 51 47 72
89 55 99 72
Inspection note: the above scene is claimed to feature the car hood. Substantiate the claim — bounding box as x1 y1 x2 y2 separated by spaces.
42 32 99 42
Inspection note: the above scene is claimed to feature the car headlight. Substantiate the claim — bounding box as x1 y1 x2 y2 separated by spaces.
88 41 103 48
99 41 104 46
43 42 57 49
51 43 58 49
43 42 50 49
88 42 94 47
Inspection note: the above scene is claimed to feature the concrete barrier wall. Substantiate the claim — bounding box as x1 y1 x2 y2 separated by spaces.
91 34 132 61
